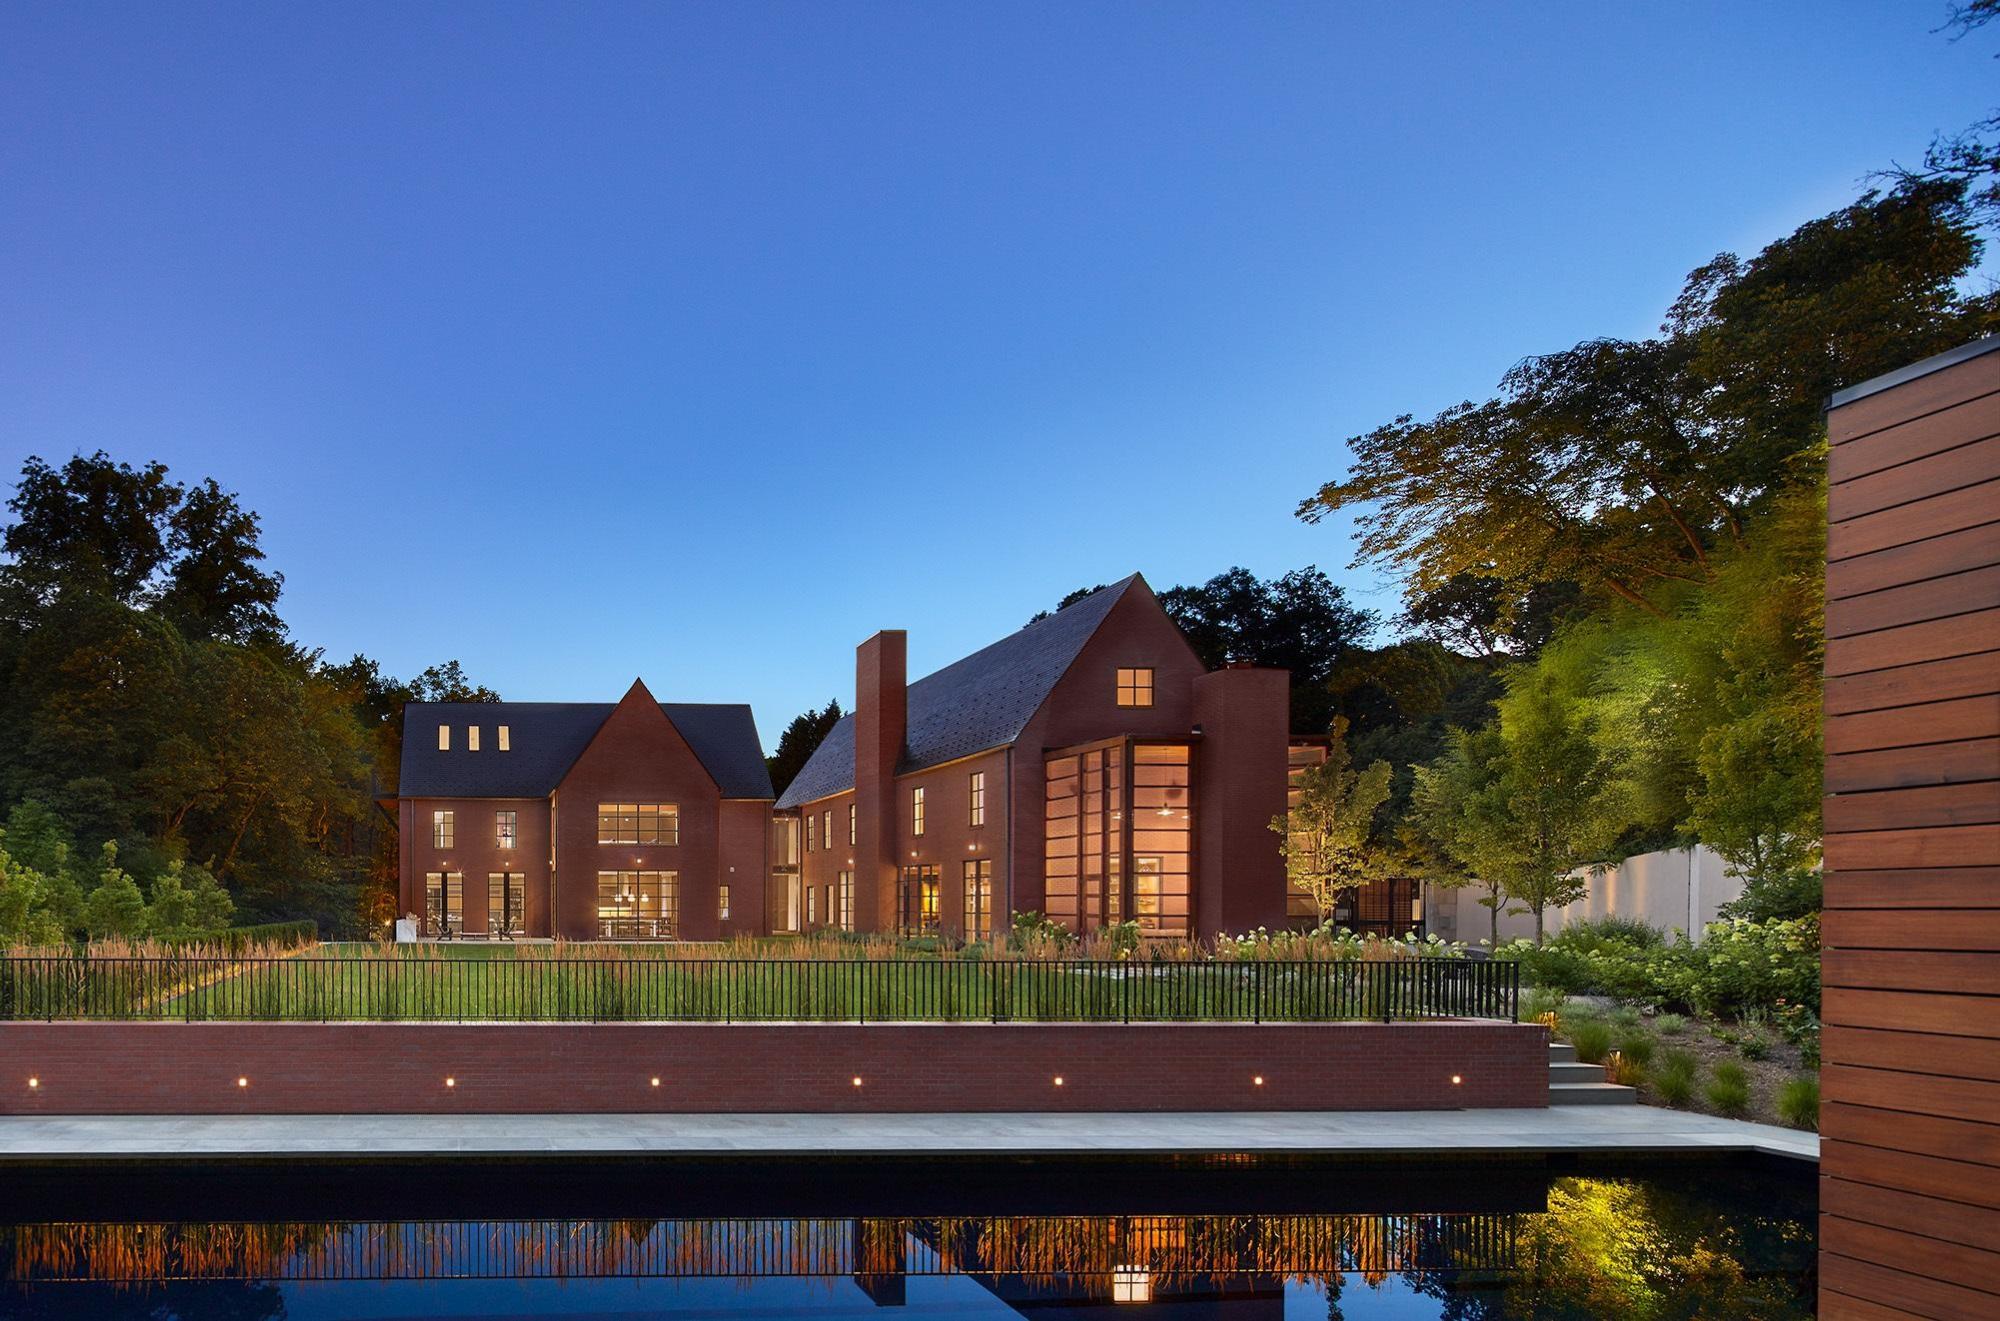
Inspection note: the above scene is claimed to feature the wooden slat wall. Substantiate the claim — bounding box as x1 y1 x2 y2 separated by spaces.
1824 341 2000 1320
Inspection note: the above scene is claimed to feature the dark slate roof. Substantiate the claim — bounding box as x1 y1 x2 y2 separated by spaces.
775 575 1139 810
399 702 774 800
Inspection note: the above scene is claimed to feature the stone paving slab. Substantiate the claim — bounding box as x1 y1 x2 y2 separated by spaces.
0 1107 1816 1163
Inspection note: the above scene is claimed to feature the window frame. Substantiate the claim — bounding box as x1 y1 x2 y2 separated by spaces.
1115 667 1156 708
911 785 926 837
431 809 454 849
495 809 517 851
595 802 680 846
969 771 986 827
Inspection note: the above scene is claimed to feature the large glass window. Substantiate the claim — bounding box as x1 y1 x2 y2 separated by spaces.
837 870 854 932
431 810 454 849
597 803 679 846
911 786 925 836
969 771 986 827
595 870 678 939
963 859 993 943
1043 741 1191 938
1286 742 1329 921
425 871 463 937
488 872 524 938
1131 744 1192 936
898 865 940 936
495 809 517 850
1116 667 1155 707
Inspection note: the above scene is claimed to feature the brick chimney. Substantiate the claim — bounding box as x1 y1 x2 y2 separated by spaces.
854 630 907 932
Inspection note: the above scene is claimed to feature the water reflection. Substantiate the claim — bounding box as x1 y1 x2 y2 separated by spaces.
0 1162 1816 1319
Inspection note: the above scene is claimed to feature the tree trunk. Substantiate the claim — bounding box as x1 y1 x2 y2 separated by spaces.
1534 905 1546 946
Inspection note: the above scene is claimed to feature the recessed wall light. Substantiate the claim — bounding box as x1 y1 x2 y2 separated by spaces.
650 1077 661 1087
445 1077 457 1088
237 1077 248 1088
852 1076 863 1087
26 1078 38 1090
1451 1075 1462 1085
1053 1076 1064 1087
1253 1075 1264 1086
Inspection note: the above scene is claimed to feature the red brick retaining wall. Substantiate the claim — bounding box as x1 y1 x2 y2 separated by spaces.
1 1020 1545 1115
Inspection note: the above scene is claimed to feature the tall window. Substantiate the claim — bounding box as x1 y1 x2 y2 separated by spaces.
911 786 926 836
488 872 524 938
837 871 854 932
431 810 454 849
1116 667 1155 707
495 809 517 850
848 803 856 845
898 865 940 936
807 813 817 852
823 810 833 851
595 870 678 938
425 871 463 937
963 859 993 943
467 726 480 751
437 725 450 751
1131 744 1192 936
597 803 679 845
807 884 819 926
718 884 731 922
498 724 511 751
969 771 986 827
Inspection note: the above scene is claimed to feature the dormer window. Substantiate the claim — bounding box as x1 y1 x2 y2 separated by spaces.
1116 667 1155 707
437 725 450 751
498 725 510 751
467 726 480 752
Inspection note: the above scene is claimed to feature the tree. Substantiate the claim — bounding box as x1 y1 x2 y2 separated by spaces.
1413 726 1515 946
1297 183 1998 619
0 830 67 946
768 699 843 797
1414 675 1624 946
146 859 235 937
80 842 149 939
1158 566 1375 733
1027 584 1110 625
1493 675 1623 943
159 478 284 642
1269 718 1391 924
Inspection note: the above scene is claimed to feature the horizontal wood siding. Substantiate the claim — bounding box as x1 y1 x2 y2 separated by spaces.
1824 342 2000 1317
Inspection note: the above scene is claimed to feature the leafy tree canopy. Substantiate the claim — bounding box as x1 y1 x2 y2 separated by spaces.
768 699 844 797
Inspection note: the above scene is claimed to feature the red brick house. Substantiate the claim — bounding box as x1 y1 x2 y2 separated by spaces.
772 575 1293 943
393 680 773 940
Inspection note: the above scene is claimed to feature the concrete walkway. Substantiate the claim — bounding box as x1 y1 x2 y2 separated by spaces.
0 1106 1816 1163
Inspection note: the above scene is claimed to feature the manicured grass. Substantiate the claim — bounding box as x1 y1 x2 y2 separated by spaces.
0 945 1517 1024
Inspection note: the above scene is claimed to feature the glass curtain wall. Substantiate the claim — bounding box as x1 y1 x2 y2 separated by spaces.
1043 741 1192 938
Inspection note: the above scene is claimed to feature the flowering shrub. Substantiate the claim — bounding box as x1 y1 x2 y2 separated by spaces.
1214 921 1466 962
1495 912 1821 1051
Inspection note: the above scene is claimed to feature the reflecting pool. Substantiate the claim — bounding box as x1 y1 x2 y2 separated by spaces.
0 1155 1816 1318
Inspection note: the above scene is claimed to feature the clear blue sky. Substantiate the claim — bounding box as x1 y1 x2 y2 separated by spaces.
2 3 1991 750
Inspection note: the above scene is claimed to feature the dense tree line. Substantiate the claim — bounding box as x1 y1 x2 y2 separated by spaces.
0 453 495 941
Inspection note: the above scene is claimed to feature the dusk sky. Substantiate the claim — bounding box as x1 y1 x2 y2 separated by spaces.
2 3 1990 750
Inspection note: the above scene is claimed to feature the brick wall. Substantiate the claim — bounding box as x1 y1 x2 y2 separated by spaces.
0 1020 1546 1115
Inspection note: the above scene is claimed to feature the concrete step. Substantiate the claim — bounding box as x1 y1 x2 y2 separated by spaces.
1549 1082 1639 1106
1548 1042 1577 1064
1549 1061 1607 1084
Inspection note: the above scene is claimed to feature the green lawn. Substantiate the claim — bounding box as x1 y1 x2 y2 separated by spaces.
0 946 1515 1024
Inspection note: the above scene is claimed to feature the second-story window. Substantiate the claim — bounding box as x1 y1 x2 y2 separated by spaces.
432 809 454 849
495 810 517 850
1116 667 1155 707
597 802 679 845
807 813 817 852
823 809 832 850
912 786 926 836
969 771 986 827
848 803 856 845
467 726 480 752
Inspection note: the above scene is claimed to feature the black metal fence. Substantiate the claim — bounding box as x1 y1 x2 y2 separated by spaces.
0 954 1518 1024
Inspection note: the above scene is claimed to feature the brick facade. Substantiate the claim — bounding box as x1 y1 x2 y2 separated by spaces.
0 1020 1547 1115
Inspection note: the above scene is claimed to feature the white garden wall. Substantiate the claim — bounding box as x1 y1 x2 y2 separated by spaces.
1425 845 1742 946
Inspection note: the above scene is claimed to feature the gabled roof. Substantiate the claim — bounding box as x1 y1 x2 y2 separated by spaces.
399 701 773 800
775 575 1140 810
